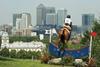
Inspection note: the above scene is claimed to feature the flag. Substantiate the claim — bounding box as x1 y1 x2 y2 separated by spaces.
45 28 57 35
45 30 51 34
90 32 97 37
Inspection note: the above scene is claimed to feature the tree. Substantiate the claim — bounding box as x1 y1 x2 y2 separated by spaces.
35 51 41 59
80 31 90 45
0 37 1 48
92 20 100 66
26 51 33 59
9 36 39 43
9 50 17 58
81 20 100 66
31 51 41 59
0 47 9 57
92 20 100 33
16 50 27 59
81 20 100 45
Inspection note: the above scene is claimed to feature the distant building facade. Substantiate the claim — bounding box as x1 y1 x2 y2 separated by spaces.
36 4 46 25
46 13 57 25
22 13 31 29
13 14 22 27
16 18 22 30
12 13 32 36
46 7 55 14
57 9 67 26
71 25 82 36
0 24 12 35
82 14 95 32
13 13 31 28
36 4 55 26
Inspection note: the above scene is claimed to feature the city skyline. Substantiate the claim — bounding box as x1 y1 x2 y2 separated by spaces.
0 0 100 26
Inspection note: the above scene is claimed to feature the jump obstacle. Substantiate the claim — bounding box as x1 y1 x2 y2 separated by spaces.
48 43 89 58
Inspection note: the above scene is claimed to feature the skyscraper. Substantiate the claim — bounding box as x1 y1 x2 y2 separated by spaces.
46 7 55 14
16 18 22 30
36 4 55 26
46 7 56 25
13 13 31 29
13 13 31 36
82 14 95 32
46 13 57 25
22 13 31 29
13 14 22 27
57 9 67 26
36 4 46 26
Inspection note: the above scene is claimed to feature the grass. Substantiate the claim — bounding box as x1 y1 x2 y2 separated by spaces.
68 44 86 49
0 57 73 67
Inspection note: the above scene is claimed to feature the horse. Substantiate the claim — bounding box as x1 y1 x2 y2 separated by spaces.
58 25 71 44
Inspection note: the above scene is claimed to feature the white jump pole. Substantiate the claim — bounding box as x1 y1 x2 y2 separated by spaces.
89 31 93 59
49 29 52 43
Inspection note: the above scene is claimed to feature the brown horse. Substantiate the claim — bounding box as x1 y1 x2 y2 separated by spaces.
58 25 71 44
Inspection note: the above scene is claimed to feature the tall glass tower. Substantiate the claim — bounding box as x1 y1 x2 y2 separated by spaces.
13 14 22 27
82 14 95 32
57 9 67 26
36 4 46 26
36 4 55 26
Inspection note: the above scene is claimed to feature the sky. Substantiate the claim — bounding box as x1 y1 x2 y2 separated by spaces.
0 0 100 26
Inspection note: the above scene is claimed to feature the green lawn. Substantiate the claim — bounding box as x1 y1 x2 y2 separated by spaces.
0 58 73 67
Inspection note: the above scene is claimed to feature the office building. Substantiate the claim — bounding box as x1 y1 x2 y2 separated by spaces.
13 13 31 29
13 13 31 36
46 7 55 14
22 13 31 29
36 4 55 26
82 14 95 32
0 24 12 35
46 13 57 25
16 18 22 30
13 14 22 27
57 9 67 26
36 4 46 25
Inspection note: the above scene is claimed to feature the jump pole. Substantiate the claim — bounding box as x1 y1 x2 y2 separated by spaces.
89 34 92 59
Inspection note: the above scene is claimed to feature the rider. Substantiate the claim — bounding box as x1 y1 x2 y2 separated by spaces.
63 15 72 40
64 15 72 31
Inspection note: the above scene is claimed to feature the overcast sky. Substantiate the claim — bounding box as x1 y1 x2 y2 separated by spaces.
0 0 100 26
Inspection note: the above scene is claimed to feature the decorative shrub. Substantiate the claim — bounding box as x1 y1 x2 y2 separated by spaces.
61 56 74 65
41 53 50 64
